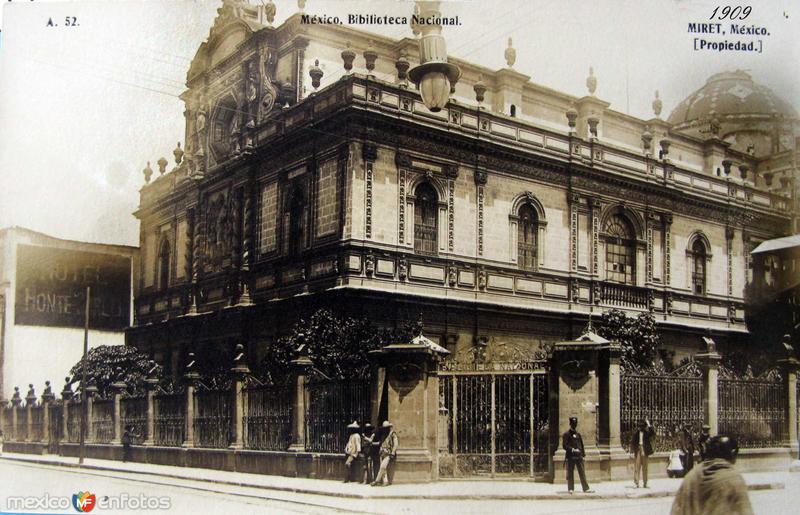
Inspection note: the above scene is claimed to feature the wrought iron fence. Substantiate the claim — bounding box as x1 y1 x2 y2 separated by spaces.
194 389 231 449
621 365 704 453
121 397 148 443
66 402 82 443
153 393 185 446
30 405 44 442
438 373 549 478
243 385 292 450
91 399 114 443
16 407 28 441
719 372 786 448
305 380 370 453
48 404 63 452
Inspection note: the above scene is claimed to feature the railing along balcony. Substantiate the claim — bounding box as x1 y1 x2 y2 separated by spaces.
600 281 649 309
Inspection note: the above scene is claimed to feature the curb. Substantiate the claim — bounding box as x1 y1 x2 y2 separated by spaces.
0 455 786 501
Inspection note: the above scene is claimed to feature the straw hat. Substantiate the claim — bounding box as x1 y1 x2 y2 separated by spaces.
382 420 393 428
347 420 360 429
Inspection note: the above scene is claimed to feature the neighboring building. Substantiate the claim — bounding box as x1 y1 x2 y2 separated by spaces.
128 3 796 388
0 227 137 399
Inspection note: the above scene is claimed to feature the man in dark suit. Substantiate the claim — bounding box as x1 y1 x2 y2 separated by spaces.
562 416 593 493
630 418 656 488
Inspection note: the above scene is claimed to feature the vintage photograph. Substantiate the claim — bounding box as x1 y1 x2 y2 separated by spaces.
0 0 798 513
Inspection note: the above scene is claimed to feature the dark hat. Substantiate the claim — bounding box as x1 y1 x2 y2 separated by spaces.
705 435 739 463
569 416 578 424
364 423 374 430
701 424 710 430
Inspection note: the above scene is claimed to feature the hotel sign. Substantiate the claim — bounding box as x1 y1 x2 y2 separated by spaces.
15 244 131 330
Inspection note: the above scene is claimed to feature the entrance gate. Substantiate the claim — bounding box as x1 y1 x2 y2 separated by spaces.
437 371 549 478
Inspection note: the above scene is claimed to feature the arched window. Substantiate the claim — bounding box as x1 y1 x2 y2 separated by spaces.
414 183 438 255
517 204 538 270
157 238 171 290
604 214 636 284
691 239 707 295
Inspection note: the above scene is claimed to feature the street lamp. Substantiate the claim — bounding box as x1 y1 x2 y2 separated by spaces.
408 1 461 112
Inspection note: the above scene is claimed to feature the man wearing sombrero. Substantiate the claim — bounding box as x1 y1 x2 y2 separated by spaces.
343 421 361 483
371 420 399 486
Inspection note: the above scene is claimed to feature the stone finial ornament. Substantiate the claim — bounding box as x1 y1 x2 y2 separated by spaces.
157 157 168 174
586 66 597 95
566 108 578 130
297 0 306 13
474 75 487 104
264 0 276 25
504 37 516 68
309 59 323 91
173 142 184 165
739 164 749 180
642 130 653 152
652 90 663 118
587 116 599 138
341 41 355 73
363 42 378 76
143 161 153 183
659 138 671 158
395 48 410 86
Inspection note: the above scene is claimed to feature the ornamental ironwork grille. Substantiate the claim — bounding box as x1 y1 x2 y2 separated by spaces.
438 372 549 478
414 183 438 255
29 405 44 442
517 204 538 271
305 380 370 453
153 393 185 446
91 399 114 443
620 366 704 453
194 389 231 449
121 396 148 443
0 406 11 439
66 402 81 443
604 215 636 285
718 374 786 448
243 385 292 451
15 407 28 441
48 404 63 452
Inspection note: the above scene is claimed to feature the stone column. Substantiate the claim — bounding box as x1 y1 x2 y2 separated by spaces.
182 365 200 448
61 381 73 442
84 385 98 444
110 381 126 445
10 387 21 441
778 354 800 453
25 385 36 443
41 382 55 444
697 341 722 435
142 375 159 446
229 344 250 450
368 333 448 483
288 344 312 452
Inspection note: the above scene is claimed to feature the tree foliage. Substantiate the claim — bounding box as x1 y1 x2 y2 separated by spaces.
594 309 661 371
258 309 413 384
69 345 162 397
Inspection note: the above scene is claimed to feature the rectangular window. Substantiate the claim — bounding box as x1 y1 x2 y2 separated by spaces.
315 157 339 238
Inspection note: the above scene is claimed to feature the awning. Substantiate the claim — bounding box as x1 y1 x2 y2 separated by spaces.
751 234 800 255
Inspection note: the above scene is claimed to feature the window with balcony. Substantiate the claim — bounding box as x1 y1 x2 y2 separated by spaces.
414 182 438 255
691 239 707 295
157 238 171 290
517 204 538 271
604 214 636 285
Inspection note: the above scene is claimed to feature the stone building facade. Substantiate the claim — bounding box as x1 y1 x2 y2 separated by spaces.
128 2 796 405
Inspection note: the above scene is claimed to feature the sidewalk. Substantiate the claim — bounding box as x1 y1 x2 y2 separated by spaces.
0 452 790 501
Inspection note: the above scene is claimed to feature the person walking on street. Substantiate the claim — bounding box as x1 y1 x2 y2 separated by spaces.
121 425 138 463
562 416 593 493
343 421 361 483
670 435 753 515
630 418 656 488
697 424 711 461
680 422 696 472
360 423 375 484
371 421 398 486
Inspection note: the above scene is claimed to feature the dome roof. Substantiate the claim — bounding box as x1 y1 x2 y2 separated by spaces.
667 70 797 125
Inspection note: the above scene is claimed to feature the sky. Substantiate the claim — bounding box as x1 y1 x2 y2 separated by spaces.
0 0 797 247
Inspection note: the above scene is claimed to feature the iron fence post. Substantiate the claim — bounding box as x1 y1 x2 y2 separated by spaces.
10 387 21 441
229 344 250 450
288 346 312 452
182 372 199 448
25 386 36 443
110 381 126 445
60 383 72 444
778 357 800 452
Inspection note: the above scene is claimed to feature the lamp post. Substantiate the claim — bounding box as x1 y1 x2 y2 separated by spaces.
408 1 461 112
